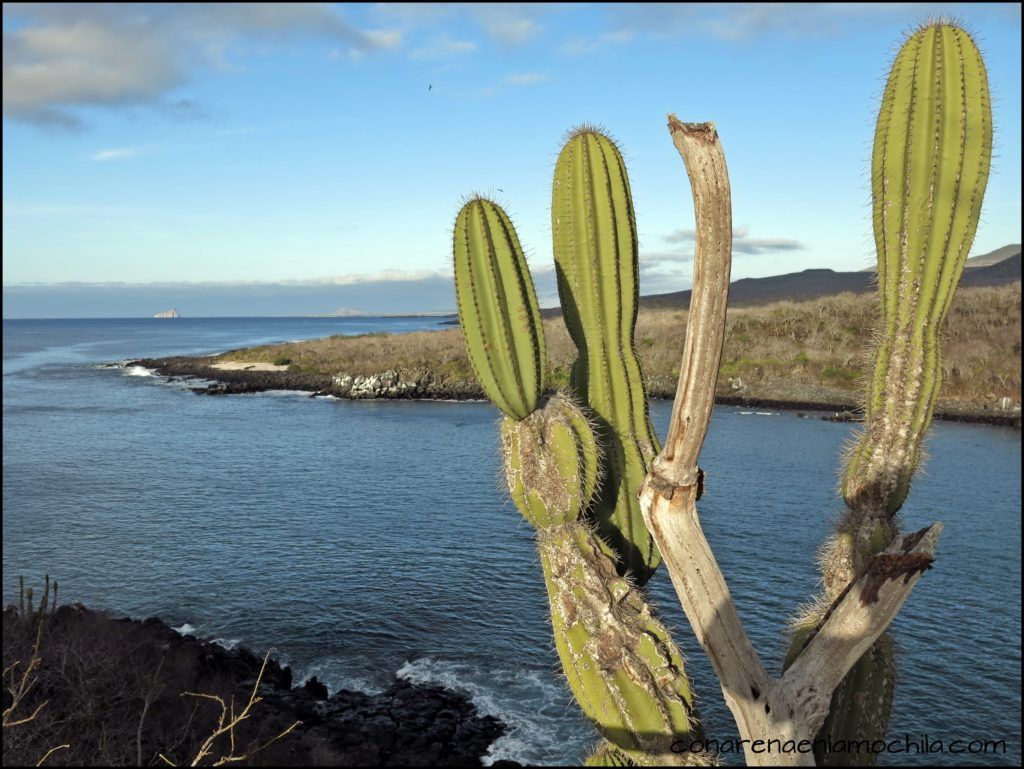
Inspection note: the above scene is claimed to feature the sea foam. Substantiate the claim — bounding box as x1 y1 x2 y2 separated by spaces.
397 656 573 766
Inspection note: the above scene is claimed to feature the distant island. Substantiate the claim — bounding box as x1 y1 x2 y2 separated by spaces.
153 308 181 318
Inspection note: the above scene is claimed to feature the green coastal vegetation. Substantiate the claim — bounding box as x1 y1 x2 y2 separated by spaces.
212 283 1021 417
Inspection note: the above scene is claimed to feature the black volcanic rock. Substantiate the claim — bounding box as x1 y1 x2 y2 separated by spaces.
2 604 509 766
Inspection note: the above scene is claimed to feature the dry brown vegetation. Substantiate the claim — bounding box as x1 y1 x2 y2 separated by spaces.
219 284 1021 412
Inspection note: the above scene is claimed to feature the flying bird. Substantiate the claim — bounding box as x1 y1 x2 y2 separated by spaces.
497 188 504 192
428 84 432 91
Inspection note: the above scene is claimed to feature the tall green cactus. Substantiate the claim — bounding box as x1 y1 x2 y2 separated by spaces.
787 21 992 766
552 128 662 585
453 194 704 765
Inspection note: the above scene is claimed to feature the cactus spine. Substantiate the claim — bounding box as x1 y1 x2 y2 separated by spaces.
787 21 992 765
453 195 703 764
552 128 662 584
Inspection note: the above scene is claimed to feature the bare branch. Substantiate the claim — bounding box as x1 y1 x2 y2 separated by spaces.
782 524 943 734
35 745 70 766
639 116 943 766
160 649 300 768
652 115 732 489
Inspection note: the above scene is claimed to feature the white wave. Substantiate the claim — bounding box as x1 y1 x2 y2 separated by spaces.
124 365 155 377
173 622 197 636
397 657 575 766
211 637 241 650
294 659 384 695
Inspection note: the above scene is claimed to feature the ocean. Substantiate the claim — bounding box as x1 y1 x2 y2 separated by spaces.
3 317 1021 765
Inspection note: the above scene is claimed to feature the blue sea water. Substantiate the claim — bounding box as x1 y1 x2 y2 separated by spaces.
3 317 1021 766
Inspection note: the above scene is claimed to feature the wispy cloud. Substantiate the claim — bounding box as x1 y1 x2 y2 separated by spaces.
560 30 636 55
558 3 1007 53
410 33 478 60
2 270 463 317
371 3 550 46
2 3 401 128
500 71 549 86
663 226 804 254
91 146 143 162
634 225 805 292
479 70 551 96
4 268 453 289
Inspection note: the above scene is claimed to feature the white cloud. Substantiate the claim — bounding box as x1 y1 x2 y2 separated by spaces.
470 6 540 46
276 269 452 287
2 3 401 127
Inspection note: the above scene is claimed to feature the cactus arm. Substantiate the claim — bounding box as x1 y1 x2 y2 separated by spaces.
781 525 942 715
552 127 662 583
539 522 701 765
505 399 705 766
846 22 992 515
454 197 546 420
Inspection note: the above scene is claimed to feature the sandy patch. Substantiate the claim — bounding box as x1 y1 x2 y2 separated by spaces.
211 361 289 372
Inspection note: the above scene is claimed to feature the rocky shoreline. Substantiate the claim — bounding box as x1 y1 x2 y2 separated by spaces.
126 356 1022 428
2 604 510 767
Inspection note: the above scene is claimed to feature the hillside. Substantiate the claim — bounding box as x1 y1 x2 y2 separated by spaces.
634 247 1021 312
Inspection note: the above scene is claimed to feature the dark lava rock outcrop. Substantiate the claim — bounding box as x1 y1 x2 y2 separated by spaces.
2 604 507 766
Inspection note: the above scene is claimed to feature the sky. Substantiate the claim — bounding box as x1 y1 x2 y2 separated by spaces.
2 2 1021 317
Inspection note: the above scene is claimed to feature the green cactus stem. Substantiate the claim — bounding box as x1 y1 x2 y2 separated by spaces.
787 21 992 766
585 742 636 766
552 127 662 584
844 21 992 516
813 635 895 767
454 196 546 421
539 521 702 765
502 395 703 765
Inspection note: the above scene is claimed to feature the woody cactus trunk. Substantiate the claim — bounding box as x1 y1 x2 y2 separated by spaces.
451 21 989 766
